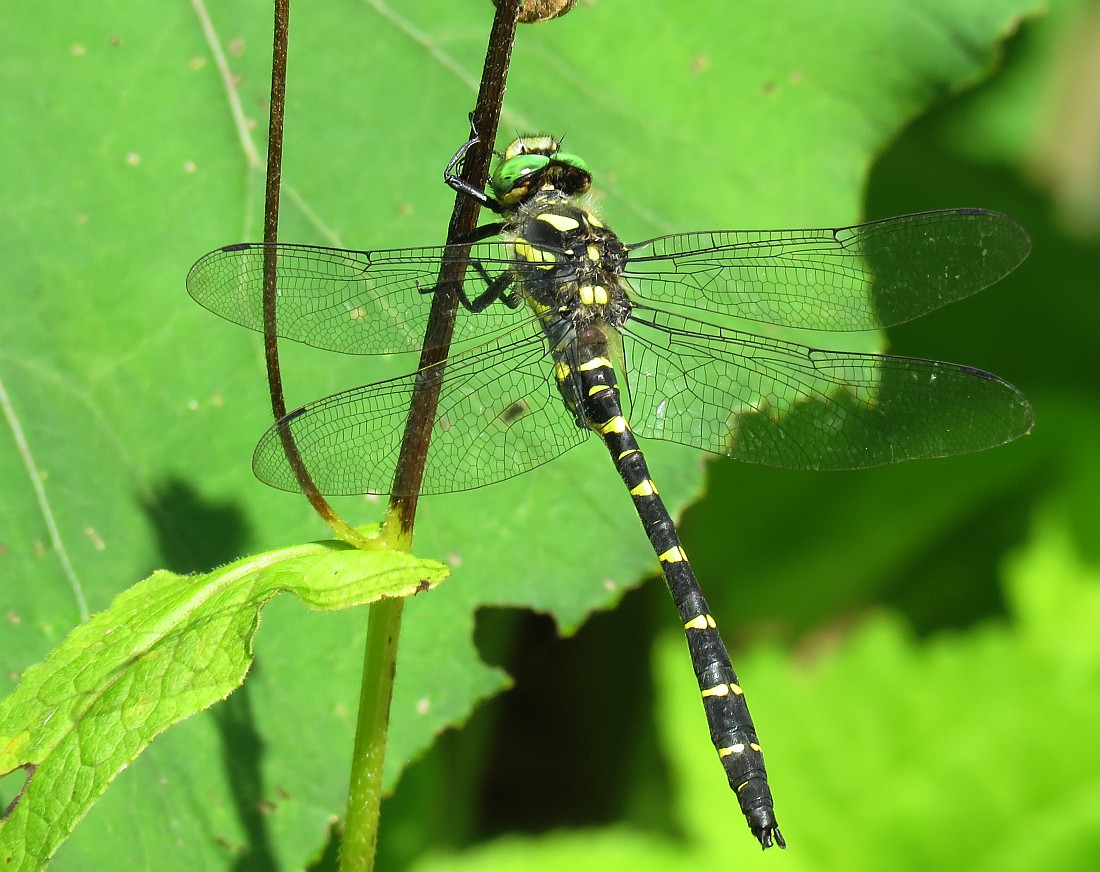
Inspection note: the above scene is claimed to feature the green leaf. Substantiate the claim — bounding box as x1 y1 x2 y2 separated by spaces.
0 539 446 869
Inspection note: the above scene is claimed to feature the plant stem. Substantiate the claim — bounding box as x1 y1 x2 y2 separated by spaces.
340 595 406 870
261 0 375 550
339 4 524 869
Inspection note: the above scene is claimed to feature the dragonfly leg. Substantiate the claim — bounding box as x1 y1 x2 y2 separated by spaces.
417 264 518 314
463 266 519 312
450 221 506 245
444 132 504 214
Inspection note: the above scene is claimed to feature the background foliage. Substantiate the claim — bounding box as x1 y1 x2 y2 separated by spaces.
2 0 1098 869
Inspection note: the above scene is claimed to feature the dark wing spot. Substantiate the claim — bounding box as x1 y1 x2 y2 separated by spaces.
499 400 530 424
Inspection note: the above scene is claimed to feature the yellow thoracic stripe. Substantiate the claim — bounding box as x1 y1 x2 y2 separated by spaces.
514 238 555 264
536 211 580 232
578 285 610 305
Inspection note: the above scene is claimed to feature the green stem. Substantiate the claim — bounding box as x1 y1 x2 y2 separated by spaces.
338 3 522 868
339 595 406 872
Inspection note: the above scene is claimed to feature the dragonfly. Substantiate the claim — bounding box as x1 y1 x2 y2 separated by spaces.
187 133 1032 849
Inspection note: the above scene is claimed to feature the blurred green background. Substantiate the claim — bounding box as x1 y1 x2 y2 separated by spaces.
2 1 1098 870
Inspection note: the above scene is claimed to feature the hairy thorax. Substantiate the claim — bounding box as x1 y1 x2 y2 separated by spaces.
506 190 633 334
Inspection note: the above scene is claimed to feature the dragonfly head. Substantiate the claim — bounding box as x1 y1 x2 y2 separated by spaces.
492 135 591 209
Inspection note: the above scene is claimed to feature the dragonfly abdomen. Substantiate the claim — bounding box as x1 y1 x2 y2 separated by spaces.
563 326 784 849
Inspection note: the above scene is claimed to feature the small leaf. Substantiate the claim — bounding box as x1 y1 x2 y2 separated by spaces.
0 538 446 869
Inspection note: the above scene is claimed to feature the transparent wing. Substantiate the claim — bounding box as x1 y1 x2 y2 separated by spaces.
186 240 529 355
624 307 1034 470
252 330 590 495
624 209 1030 332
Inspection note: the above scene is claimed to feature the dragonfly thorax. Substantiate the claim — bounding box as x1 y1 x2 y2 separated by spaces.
508 193 632 333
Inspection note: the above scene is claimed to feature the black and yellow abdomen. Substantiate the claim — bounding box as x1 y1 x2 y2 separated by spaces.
545 311 782 847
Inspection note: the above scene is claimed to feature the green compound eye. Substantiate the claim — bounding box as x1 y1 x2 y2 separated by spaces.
491 153 550 200
491 149 592 204
549 150 588 176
